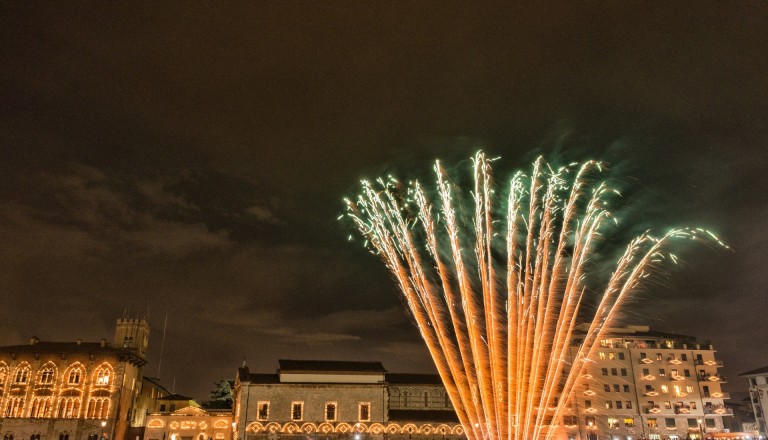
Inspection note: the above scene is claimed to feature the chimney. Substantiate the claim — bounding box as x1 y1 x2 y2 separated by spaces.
30 336 39 345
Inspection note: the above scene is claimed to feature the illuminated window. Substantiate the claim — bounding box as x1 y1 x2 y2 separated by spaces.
605 401 612 409
624 418 635 427
664 401 671 409
38 364 56 385
94 367 111 386
359 402 371 422
647 418 658 428
57 398 81 418
257 401 269 421
30 397 53 418
13 365 30 384
86 398 109 419
5 397 25 417
599 352 606 360
689 402 696 410
324 402 337 422
661 385 668 393
658 369 666 377
608 417 619 428
66 365 84 385
291 402 303 421
656 353 662 361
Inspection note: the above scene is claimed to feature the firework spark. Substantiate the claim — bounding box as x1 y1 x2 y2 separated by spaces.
344 153 724 440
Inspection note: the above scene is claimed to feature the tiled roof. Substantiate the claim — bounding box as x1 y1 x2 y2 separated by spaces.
740 365 768 376
388 409 459 423
386 373 442 384
247 374 280 384
278 359 386 373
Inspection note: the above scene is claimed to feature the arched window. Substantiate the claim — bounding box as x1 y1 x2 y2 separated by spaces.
86 397 109 419
58 433 69 440
4 434 15 440
4 397 25 418
63 363 85 386
57 398 81 419
38 363 57 385
30 397 53 418
0 363 8 386
92 364 113 386
13 364 30 384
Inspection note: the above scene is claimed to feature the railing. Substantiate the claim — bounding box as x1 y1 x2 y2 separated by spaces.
695 359 724 367
703 405 733 415
698 374 726 383
643 405 662 414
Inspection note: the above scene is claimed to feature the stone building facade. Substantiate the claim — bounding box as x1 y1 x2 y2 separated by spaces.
0 319 165 440
232 360 464 440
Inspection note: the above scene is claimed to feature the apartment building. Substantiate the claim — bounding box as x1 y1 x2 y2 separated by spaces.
564 325 730 440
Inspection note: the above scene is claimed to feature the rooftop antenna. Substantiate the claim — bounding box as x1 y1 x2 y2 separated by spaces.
157 314 168 379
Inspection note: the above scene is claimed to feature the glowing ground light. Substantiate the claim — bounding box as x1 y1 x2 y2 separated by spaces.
344 153 726 440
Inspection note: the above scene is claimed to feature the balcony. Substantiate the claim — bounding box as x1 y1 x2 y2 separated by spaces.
670 374 686 381
698 374 726 383
704 404 733 415
674 405 693 414
667 358 682 365
695 359 724 367
644 405 662 414
639 358 654 364
704 391 730 399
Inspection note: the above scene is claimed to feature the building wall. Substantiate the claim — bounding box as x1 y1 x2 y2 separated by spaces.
563 329 730 440
0 320 155 440
746 373 768 435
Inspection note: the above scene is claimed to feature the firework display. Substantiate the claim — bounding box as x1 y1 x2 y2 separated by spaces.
344 153 725 440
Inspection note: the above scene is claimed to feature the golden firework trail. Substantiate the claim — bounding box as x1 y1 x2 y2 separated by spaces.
344 153 726 440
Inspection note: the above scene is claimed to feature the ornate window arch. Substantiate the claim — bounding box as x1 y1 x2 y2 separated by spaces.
29 397 54 418
63 363 85 387
4 396 25 418
12 363 30 384
37 362 58 385
57 397 81 419
92 363 114 387
86 397 109 419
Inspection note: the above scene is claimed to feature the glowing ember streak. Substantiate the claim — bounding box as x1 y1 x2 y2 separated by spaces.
344 153 725 440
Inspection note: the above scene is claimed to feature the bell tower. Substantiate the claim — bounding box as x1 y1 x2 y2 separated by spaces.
114 318 150 357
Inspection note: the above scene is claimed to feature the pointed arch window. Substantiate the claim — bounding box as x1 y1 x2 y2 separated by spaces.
13 365 30 384
5 397 25 418
93 365 113 386
30 397 53 418
57 397 81 419
86 397 109 419
38 364 57 385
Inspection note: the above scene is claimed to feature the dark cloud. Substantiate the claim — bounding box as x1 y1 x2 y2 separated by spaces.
0 2 766 399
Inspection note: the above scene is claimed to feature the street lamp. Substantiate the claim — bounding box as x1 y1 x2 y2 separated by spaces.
697 418 706 440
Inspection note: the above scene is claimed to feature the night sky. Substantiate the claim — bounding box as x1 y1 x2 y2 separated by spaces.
1 3 766 400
